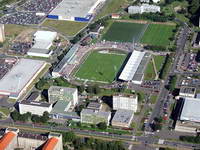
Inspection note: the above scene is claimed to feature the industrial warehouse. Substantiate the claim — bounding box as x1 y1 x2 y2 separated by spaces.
0 59 47 99
48 0 106 21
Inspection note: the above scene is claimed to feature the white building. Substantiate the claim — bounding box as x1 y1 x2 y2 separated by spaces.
113 95 138 112
0 59 47 99
48 0 106 22
128 4 160 14
48 86 78 106
19 101 52 116
27 31 57 58
179 87 196 98
0 24 5 43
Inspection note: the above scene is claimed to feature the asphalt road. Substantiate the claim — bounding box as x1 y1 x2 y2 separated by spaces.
147 25 190 131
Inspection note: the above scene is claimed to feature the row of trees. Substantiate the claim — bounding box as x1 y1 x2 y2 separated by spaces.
180 135 200 143
130 13 175 22
159 54 172 79
10 110 50 124
167 75 177 92
62 131 126 150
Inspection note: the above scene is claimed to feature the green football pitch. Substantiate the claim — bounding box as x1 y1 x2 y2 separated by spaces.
75 51 127 83
140 24 175 47
102 22 147 42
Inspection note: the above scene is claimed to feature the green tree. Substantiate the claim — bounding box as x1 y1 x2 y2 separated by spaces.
63 131 76 143
77 85 85 93
98 122 107 130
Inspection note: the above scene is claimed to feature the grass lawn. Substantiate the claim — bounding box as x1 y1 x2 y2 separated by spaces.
42 19 87 36
150 95 158 104
102 22 147 42
153 55 166 72
95 0 128 20
75 51 126 83
144 60 156 80
0 107 10 116
162 0 189 23
5 24 28 38
141 24 175 47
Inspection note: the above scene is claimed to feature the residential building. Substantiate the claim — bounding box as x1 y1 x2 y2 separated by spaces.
81 109 111 126
27 31 57 58
128 4 160 14
48 86 78 106
0 24 5 43
112 109 134 128
111 13 120 19
19 101 52 116
113 95 138 112
179 87 196 98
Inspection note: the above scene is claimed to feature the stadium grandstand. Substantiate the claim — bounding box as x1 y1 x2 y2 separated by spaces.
119 51 150 84
48 0 106 22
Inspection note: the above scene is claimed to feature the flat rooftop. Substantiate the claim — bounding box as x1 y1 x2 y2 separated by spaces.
20 100 52 108
81 109 111 118
112 109 134 124
0 59 46 96
48 86 77 102
180 97 200 122
49 0 103 18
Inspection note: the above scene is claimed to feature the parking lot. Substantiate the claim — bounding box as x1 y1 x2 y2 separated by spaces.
180 53 199 72
19 0 62 13
9 42 32 55
0 58 17 80
0 12 45 25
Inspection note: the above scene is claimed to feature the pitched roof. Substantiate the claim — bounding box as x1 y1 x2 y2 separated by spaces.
0 132 16 150
42 137 58 150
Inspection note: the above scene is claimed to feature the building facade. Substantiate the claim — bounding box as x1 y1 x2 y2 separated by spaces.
113 95 138 112
19 101 52 116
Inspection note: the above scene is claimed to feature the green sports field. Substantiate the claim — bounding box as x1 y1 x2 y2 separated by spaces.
141 24 175 46
102 22 147 42
75 51 127 83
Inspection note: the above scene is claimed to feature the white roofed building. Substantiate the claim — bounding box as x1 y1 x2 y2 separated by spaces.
128 4 160 14
0 59 47 99
27 31 57 58
175 97 200 133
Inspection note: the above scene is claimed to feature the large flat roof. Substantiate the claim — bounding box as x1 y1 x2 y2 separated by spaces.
49 0 104 18
0 59 46 96
180 97 200 122
112 109 134 124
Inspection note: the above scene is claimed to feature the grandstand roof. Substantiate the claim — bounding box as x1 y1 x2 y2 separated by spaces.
0 132 16 150
42 137 58 150
119 51 145 81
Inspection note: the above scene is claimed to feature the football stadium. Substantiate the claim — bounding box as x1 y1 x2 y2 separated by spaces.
48 0 106 22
